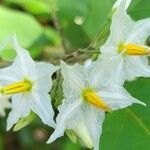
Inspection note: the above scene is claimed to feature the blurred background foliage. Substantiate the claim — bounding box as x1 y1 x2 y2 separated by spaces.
0 0 149 150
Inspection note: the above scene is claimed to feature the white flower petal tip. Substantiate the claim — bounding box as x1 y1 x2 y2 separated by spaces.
84 59 92 67
60 61 70 71
126 99 146 109
113 0 131 10
60 60 82 69
135 100 146 107
73 123 94 149
12 33 17 41
7 125 11 131
46 134 58 144
7 122 14 131
60 60 69 67
60 60 71 70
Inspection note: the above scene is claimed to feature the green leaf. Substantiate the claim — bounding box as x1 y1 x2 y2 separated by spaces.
128 0 150 20
4 0 51 16
0 6 43 60
13 112 37 132
101 78 150 150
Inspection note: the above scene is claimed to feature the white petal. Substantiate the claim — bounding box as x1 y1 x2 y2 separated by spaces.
112 2 135 42
82 103 105 150
99 85 146 110
84 59 92 67
127 18 150 44
35 62 59 92
0 95 11 117
30 91 55 128
102 0 135 55
0 66 18 85
73 122 93 149
101 45 118 55
113 0 131 10
124 56 150 81
47 98 82 143
60 61 86 97
7 94 30 130
12 35 37 78
87 55 125 88
36 62 59 79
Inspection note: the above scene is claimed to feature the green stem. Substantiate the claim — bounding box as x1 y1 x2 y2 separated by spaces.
47 0 68 50
63 48 100 62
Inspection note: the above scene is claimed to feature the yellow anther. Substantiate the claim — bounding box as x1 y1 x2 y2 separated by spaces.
119 43 150 55
0 80 32 95
82 88 111 112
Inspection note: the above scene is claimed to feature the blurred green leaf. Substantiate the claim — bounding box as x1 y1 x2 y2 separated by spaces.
101 78 150 150
28 28 61 59
13 112 37 132
63 138 81 150
82 0 116 38
56 0 116 50
5 0 51 16
0 135 4 150
0 6 43 60
44 27 61 46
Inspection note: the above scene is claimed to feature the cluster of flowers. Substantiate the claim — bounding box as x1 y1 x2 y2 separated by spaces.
0 0 149 150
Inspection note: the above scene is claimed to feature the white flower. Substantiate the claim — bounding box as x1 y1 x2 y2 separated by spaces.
100 0 150 83
47 61 145 150
0 95 11 117
0 35 59 130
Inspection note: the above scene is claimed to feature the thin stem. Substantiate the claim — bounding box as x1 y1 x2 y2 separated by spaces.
47 0 68 50
63 48 100 62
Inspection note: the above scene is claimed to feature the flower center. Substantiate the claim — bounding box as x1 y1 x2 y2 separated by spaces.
0 78 32 95
82 88 111 112
118 43 150 55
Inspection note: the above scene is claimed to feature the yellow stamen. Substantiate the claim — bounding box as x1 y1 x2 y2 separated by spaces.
82 88 111 112
119 43 150 55
0 80 32 95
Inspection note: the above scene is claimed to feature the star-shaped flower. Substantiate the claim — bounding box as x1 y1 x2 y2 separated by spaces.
99 0 150 83
47 61 145 150
0 95 11 117
0 35 59 130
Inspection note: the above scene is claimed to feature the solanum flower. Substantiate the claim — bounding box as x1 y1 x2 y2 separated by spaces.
47 61 145 150
0 35 59 130
100 0 150 83
0 95 11 117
